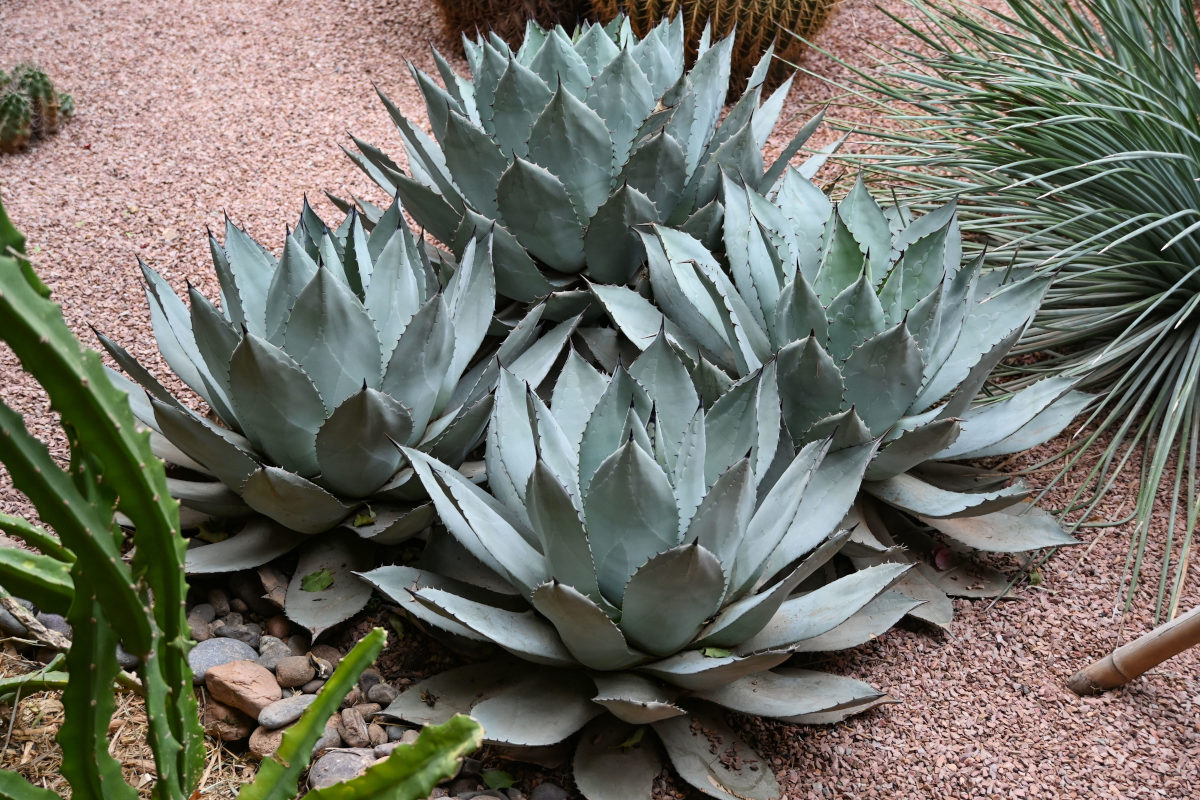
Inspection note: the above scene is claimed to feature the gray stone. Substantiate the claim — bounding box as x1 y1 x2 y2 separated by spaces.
257 635 291 671
189 603 217 624
230 570 278 617
216 611 243 629
505 789 528 800
357 668 382 693
115 645 140 669
301 678 327 694
259 693 318 729
229 598 249 614
399 729 420 745
286 634 309 656
217 622 262 650
529 783 569 800
373 740 402 758
207 588 230 617
35 612 71 638
459 757 483 777
339 708 370 748
386 725 406 742
276 655 317 688
188 637 259 684
365 682 399 706
0 606 27 637
308 749 375 790
312 717 341 757
452 777 481 796
188 616 212 642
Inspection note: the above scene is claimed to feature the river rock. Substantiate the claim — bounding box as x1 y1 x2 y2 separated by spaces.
339 708 370 748
259 693 318 729
257 635 292 671
275 655 317 688
366 682 399 705
264 614 290 639
206 588 230 617
308 748 375 789
367 723 388 746
205 660 281 717
202 697 254 741
189 602 216 624
188 637 259 684
529 783 570 800
312 717 342 756
217 621 262 650
248 725 285 759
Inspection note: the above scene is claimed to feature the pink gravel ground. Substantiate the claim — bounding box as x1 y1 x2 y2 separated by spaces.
1 0 1198 797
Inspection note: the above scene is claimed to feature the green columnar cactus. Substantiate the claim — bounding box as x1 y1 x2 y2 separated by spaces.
0 91 33 154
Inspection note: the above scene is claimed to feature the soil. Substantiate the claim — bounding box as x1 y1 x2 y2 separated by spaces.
0 0 1197 798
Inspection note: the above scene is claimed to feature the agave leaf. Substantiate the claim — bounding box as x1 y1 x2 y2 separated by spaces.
584 440 680 604
404 449 547 596
589 282 699 359
620 543 726 657
168 477 249 517
703 374 760 486
813 213 866 304
840 323 924 435
491 57 553 158
639 650 791 693
528 87 615 221
550 348 609 453
591 672 685 724
584 184 660 284
531 581 646 670
473 670 601 746
527 464 601 599
382 295 454 433
915 277 1047 409
442 111 509 219
148 396 259 490
865 418 961 482
696 668 884 720
672 407 708 527
411 587 576 667
496 158 587 270
97 333 186 414
314 388 412 498
654 703 780 800
187 284 241 407
919 503 1078 552
839 177 892 283
620 131 688 219
410 64 461 142
221 220 278 336
527 28 592 97
424 396 494 470
283 265 383 410
629 330 700 468
573 20 620 76
140 262 222 409
349 503 435 545
775 336 844 445
578 368 642 488
686 460 754 567
631 17 684 96
264 234 320 343
585 49 656 166
790 591 923 652
285 532 375 639
227 333 326 476
739 562 911 653
887 202 957 314
780 695 898 725
364 221 425 356
758 441 877 587
443 237 497 390
505 314 581 389
935 378 1089 459
241 466 352 534
722 178 782 334
381 660 531 727
361 565 510 643
574 717 662 800
704 529 851 647
487 369 537 515
391 171 463 248
826 272 886 362
454 210 552 303
665 34 734 176
864 473 1028 519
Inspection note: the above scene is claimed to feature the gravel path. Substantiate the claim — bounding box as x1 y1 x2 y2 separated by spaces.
1 1 1198 798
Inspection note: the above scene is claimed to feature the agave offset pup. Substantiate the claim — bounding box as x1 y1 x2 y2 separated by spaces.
346 15 830 313
593 170 1087 624
102 200 575 635
364 339 916 800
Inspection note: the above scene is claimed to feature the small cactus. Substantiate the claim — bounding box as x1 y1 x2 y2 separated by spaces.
0 63 73 154
0 91 33 154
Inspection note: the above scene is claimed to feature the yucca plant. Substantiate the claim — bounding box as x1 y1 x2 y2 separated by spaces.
347 15 828 312
592 168 1086 623
827 0 1200 619
363 339 919 800
101 200 575 634
591 0 840 85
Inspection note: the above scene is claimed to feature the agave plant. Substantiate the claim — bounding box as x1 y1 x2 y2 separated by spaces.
828 0 1200 619
363 338 920 800
101 200 575 635
591 170 1087 624
346 14 828 311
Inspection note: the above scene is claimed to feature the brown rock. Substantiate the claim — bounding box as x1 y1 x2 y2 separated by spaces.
309 644 342 666
286 634 309 656
202 697 254 741
339 707 370 748
248 725 285 760
205 659 282 718
275 655 317 688
264 614 291 639
353 702 382 718
340 687 362 709
367 723 388 747
312 717 341 757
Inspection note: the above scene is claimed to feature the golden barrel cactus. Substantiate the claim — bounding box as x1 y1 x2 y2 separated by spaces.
591 0 838 83
430 0 590 44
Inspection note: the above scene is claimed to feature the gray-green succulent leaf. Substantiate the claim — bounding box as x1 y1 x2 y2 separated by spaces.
103 202 570 636
351 15 825 303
